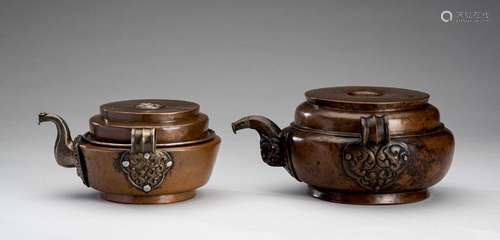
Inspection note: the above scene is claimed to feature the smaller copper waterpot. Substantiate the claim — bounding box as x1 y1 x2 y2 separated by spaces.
39 99 220 204
232 86 454 204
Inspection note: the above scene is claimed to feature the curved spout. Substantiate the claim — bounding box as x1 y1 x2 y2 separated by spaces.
38 112 76 167
232 115 281 137
232 115 285 167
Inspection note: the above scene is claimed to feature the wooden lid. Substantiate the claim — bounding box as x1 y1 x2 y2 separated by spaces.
296 86 441 135
89 99 209 144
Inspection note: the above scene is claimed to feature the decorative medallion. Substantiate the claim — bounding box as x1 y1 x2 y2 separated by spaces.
118 150 173 193
73 135 89 187
342 141 411 191
259 135 283 167
135 102 162 110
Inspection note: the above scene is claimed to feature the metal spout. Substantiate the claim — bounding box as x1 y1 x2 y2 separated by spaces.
232 115 284 167
38 112 76 167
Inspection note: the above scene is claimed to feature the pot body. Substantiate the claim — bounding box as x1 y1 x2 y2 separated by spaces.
284 125 453 203
77 136 220 204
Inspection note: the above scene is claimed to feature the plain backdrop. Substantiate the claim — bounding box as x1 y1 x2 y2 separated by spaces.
0 0 499 239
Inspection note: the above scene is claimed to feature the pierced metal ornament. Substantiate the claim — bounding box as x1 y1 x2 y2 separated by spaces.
73 135 89 187
117 128 174 193
119 150 173 193
341 115 413 191
342 142 411 191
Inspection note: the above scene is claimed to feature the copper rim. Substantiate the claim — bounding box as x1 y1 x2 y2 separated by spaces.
290 122 446 138
82 129 216 148
309 186 429 205
101 191 196 204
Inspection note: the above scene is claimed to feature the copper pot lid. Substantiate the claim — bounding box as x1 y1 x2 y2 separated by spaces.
89 99 210 144
295 86 441 135
305 86 429 111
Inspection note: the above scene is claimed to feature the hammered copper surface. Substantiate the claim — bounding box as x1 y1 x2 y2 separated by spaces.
39 99 220 204
90 99 209 143
83 136 220 203
232 86 455 205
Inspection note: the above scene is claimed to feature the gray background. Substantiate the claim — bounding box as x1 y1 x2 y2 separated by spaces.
1 0 499 239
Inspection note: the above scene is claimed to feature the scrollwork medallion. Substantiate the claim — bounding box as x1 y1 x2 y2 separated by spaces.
73 135 89 187
118 150 173 193
342 142 411 191
260 135 283 167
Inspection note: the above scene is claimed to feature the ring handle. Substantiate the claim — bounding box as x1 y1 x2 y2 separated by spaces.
360 115 389 146
130 128 156 153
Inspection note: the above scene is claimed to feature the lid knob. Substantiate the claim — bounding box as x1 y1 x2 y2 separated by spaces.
135 102 163 110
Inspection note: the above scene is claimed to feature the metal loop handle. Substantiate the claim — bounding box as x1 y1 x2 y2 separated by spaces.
131 128 156 153
360 115 389 146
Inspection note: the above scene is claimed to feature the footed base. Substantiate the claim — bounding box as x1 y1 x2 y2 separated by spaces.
308 186 429 205
101 191 196 204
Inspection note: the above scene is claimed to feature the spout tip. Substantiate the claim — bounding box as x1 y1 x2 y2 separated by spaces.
231 118 249 134
231 122 237 134
38 112 48 125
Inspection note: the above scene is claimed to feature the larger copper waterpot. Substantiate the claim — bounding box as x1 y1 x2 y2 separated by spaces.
232 86 454 204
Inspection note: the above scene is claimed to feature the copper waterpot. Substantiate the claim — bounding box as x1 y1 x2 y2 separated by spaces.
39 99 220 204
232 86 454 205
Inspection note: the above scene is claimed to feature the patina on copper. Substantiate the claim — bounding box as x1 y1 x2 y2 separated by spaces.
39 99 220 204
232 86 454 205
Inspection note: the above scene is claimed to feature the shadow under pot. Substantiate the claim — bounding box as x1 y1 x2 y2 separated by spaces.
39 99 220 204
232 86 454 205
